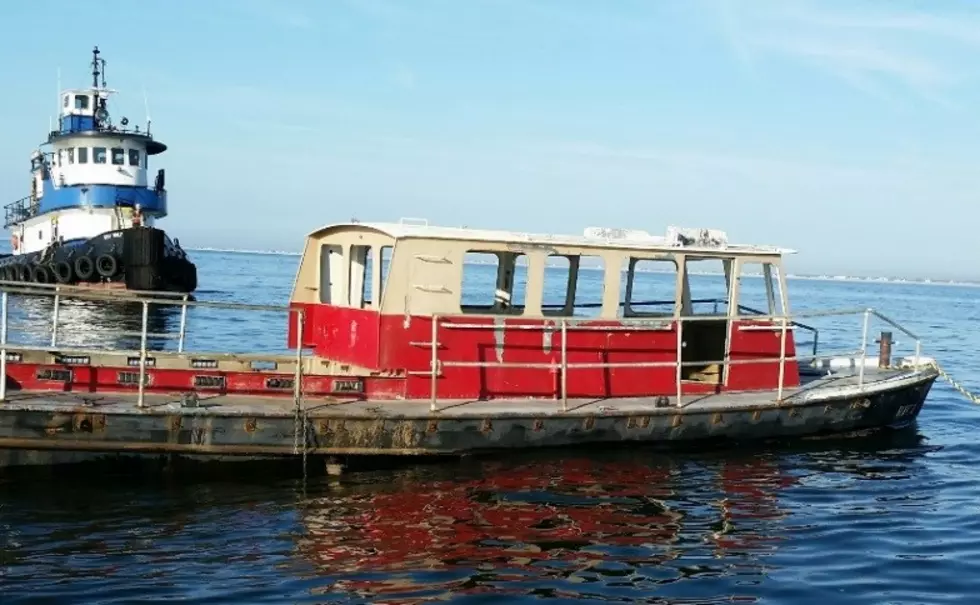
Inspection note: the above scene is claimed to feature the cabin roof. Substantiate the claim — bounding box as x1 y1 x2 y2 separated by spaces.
308 221 796 255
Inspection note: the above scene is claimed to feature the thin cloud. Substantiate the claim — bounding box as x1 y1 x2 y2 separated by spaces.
701 0 979 106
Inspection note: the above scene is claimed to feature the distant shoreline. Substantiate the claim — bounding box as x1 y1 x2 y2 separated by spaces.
185 247 979 288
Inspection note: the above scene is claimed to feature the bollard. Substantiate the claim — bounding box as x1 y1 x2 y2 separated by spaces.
878 331 893 368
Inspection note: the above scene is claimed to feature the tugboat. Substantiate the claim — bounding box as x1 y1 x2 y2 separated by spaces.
0 46 196 292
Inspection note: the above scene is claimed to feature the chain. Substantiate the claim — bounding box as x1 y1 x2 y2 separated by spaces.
931 361 980 404
301 408 309 489
292 400 300 455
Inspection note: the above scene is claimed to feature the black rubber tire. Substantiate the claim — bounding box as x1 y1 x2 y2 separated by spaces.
15 264 30 281
31 265 51 284
52 261 73 284
1 267 12 281
96 254 118 278
75 256 95 281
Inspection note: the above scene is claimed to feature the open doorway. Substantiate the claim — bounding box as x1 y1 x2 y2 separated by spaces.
680 256 732 384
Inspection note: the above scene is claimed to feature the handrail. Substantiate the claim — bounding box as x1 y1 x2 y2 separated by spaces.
0 283 924 420
4 196 36 228
0 280 289 311
0 284 307 412
426 307 924 412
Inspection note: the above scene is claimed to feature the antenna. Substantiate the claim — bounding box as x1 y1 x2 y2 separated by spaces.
55 66 60 130
143 86 152 133
91 46 106 88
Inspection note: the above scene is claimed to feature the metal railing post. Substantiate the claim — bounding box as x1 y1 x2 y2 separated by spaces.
914 339 921 368
0 291 7 402
430 316 439 412
137 300 149 408
675 317 683 407
50 290 60 347
560 319 568 412
858 309 870 386
177 294 189 353
293 309 304 416
777 314 788 401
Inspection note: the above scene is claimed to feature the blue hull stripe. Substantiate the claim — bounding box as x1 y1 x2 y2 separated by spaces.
37 183 167 216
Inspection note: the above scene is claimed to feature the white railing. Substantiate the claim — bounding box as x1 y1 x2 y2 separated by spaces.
0 281 926 422
424 307 924 412
0 281 306 420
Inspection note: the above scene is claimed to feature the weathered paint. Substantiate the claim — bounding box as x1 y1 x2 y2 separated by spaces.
0 366 937 467
284 306 801 401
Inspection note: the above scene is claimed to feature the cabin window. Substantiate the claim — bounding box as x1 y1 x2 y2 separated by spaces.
348 245 371 308
621 257 678 317
93 147 107 164
734 260 784 317
77 147 88 163
67 148 75 164
318 244 344 304
74 95 90 110
63 95 69 108
111 148 125 165
374 246 393 307
460 251 527 315
542 254 605 318
128 149 140 167
682 257 732 316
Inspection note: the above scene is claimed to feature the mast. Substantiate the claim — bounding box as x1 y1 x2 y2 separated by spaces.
91 46 105 89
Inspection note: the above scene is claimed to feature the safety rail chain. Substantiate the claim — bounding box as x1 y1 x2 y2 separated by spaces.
424 307 926 412
0 280 310 456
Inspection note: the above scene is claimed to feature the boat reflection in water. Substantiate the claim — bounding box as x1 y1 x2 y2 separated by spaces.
296 451 800 602
4 290 186 352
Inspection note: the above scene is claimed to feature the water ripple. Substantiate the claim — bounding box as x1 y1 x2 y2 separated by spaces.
4 254 980 603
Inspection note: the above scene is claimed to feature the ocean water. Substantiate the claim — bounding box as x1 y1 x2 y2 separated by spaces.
2 249 980 604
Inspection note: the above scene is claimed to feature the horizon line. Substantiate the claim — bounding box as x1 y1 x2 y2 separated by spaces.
184 247 980 287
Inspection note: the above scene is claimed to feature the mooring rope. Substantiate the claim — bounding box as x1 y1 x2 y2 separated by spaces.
930 361 980 404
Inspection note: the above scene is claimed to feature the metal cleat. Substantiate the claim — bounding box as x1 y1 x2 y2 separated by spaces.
179 392 200 408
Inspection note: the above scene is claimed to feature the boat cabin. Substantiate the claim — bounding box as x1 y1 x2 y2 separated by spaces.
288 220 800 401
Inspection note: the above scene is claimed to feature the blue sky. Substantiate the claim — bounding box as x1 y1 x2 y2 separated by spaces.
1 0 979 279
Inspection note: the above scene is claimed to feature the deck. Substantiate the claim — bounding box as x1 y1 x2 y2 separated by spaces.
0 365 939 465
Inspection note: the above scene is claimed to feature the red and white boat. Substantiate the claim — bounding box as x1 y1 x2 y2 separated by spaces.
0 219 940 469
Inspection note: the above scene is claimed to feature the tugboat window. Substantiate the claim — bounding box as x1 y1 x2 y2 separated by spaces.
74 95 89 110
128 149 140 166
67 148 74 164
77 147 88 163
94 147 107 164
63 95 69 108
111 148 125 165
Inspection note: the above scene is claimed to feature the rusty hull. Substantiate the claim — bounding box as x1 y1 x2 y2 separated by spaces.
0 366 937 467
